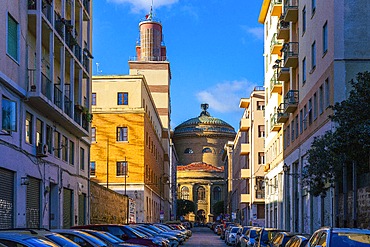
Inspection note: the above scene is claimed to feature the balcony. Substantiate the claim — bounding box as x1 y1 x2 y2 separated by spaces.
277 19 290 40
270 113 282 131
240 143 250 155
283 0 298 22
42 0 53 24
83 0 91 21
239 98 250 109
270 33 283 55
276 104 289 123
270 0 282 16
284 90 299 113
240 194 251 203
240 118 250 131
276 67 290 82
270 73 282 94
254 190 265 201
240 169 251 179
282 42 299 68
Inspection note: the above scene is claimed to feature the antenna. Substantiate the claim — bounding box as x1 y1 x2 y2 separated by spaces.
96 63 102 74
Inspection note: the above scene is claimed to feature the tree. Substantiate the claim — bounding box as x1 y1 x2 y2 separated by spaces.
212 200 224 217
176 199 195 218
304 71 370 196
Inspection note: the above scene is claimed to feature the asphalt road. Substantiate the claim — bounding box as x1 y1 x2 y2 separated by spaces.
182 226 227 247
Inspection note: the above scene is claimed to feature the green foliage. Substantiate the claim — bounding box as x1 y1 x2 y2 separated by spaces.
304 71 370 196
176 199 195 217
212 200 224 216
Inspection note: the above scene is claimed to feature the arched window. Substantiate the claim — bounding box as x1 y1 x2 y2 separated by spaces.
181 186 189 200
213 186 221 201
202 147 212 153
197 186 206 201
184 148 194 154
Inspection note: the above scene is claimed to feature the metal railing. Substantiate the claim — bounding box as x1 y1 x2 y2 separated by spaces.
41 73 52 100
129 56 168 62
64 96 72 117
282 42 299 63
284 90 299 104
270 73 282 89
54 85 63 109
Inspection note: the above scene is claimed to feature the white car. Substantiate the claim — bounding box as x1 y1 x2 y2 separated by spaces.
226 226 242 246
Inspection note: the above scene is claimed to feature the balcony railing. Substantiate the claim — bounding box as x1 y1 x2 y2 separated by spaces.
283 0 298 22
270 72 282 94
129 56 168 62
284 90 299 113
277 103 289 123
54 85 63 110
54 13 65 38
41 73 52 100
255 190 265 199
270 0 282 16
270 113 282 131
270 33 283 55
277 18 290 40
74 44 82 62
282 42 299 68
64 96 72 118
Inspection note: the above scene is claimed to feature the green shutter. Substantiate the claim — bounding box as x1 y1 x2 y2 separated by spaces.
7 14 18 61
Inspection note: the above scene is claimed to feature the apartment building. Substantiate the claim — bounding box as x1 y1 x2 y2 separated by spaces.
260 0 370 233
233 87 265 226
0 0 93 228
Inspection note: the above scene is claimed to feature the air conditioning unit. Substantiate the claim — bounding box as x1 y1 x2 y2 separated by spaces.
36 143 48 157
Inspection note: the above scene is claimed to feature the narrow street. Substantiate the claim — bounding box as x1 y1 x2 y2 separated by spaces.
183 227 226 247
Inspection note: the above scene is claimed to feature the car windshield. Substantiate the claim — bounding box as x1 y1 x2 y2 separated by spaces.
331 232 370 246
47 235 81 247
231 228 239 233
76 231 108 246
243 227 250 234
86 231 121 244
127 226 148 239
250 230 258 239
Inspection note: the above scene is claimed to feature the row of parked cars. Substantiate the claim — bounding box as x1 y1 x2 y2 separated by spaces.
210 222 370 247
0 223 192 247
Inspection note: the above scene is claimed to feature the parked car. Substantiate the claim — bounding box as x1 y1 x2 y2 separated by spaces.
271 232 299 247
240 227 261 247
0 228 80 247
235 226 253 247
79 229 148 247
71 224 162 247
226 226 242 246
0 232 60 247
223 223 236 241
214 225 221 234
255 228 288 247
53 229 108 247
130 225 174 247
306 227 370 247
284 234 310 247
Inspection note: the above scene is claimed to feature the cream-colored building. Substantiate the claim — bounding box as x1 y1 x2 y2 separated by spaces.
0 0 92 228
230 87 266 226
259 0 370 233
173 104 236 223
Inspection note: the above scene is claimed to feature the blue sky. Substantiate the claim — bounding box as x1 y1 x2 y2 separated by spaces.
92 0 264 130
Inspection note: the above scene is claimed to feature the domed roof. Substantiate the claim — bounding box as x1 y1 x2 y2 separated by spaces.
174 103 236 136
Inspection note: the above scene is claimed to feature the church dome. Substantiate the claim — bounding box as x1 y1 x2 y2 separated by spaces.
174 103 236 136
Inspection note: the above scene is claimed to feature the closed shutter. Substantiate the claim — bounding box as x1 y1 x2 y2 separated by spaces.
78 193 86 225
7 14 18 61
63 189 73 228
0 168 14 229
26 177 41 228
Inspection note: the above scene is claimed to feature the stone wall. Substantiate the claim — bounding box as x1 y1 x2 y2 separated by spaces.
90 181 128 224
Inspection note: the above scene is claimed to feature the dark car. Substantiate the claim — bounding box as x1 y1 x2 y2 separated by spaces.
255 228 288 247
271 232 299 247
284 234 310 247
306 227 370 247
79 229 148 247
71 224 162 247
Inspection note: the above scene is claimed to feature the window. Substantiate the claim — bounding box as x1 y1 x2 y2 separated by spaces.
197 186 206 201
62 136 68 162
257 101 265 110
7 14 19 61
91 127 96 142
302 6 306 34
54 131 61 158
184 148 194 154
325 78 330 107
323 22 328 54
303 105 307 130
308 99 313 125
117 92 128 105
90 161 96 176
46 125 52 154
116 127 128 142
319 85 324 114
311 41 316 70
291 119 295 142
2 97 17 132
36 119 43 146
202 147 212 153
213 186 221 201
258 125 265 138
286 125 290 147
69 140 74 165
92 93 96 105
313 93 318 120
80 147 85 170
181 186 189 200
116 161 128 176
295 115 299 139
312 0 316 15
302 57 306 84
258 152 265 164
25 112 33 144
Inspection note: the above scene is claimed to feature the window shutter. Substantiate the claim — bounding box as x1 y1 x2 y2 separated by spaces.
7 15 18 61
